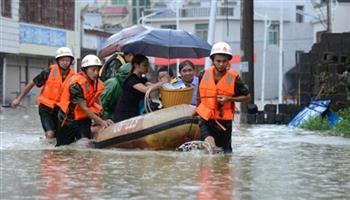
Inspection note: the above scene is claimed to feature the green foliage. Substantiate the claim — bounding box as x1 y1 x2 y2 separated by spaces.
300 115 331 131
299 107 350 137
336 107 350 120
334 107 350 137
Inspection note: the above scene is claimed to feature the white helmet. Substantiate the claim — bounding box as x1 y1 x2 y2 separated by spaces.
81 55 102 68
55 47 74 59
210 42 233 58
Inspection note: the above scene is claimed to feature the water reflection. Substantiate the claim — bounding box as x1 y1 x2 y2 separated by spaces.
38 150 103 200
196 156 233 200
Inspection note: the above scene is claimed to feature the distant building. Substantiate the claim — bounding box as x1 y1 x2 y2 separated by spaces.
143 0 315 100
81 7 112 57
82 0 132 33
132 0 151 25
80 0 132 57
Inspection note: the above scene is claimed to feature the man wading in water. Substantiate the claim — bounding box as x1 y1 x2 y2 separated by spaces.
196 42 251 153
11 47 75 140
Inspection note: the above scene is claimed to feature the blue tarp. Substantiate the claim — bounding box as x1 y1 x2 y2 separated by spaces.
288 100 331 127
327 111 343 128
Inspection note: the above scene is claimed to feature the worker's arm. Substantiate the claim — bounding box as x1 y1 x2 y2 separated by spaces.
217 94 251 104
133 80 166 94
77 101 113 129
12 68 50 108
11 81 36 108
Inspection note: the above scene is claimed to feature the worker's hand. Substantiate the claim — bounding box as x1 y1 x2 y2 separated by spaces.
106 119 114 126
100 119 113 129
217 95 230 105
11 98 20 108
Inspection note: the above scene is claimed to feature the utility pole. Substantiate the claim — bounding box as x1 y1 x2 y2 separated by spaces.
278 1 284 105
176 0 180 75
327 0 332 32
205 0 218 69
240 0 254 105
136 0 140 24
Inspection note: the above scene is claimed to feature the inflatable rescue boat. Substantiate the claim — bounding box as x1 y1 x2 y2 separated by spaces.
93 104 200 150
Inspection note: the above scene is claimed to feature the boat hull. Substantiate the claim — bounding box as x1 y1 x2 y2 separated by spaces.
93 104 200 150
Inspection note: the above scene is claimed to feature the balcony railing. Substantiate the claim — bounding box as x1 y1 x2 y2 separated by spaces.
145 6 235 19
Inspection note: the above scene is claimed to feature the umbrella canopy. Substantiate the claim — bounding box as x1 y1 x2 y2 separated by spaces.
99 25 148 58
121 27 211 58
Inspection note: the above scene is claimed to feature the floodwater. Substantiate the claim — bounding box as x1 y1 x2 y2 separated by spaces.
1 106 350 200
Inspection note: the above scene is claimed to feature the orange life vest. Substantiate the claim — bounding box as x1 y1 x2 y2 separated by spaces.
196 66 238 121
37 64 75 109
58 72 104 120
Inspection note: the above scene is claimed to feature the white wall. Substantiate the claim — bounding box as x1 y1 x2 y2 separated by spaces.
332 3 350 33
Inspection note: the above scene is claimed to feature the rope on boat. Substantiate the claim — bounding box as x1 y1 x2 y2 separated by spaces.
144 85 160 113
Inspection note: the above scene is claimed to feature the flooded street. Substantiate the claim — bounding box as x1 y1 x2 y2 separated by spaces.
1 107 350 200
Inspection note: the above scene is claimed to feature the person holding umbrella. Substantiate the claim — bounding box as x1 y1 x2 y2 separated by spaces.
113 54 168 122
56 55 113 146
99 52 134 82
11 47 75 140
196 42 251 153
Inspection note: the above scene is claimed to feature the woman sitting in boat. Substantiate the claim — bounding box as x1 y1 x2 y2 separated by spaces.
173 60 199 106
113 54 168 122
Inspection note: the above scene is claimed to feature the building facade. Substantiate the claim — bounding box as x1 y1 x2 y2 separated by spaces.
0 0 80 105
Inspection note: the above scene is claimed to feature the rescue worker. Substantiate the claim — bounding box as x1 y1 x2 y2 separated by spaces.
11 47 75 139
196 42 251 153
99 52 134 81
56 55 113 146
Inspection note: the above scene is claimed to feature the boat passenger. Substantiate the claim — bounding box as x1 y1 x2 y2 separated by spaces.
157 67 174 83
11 47 75 139
56 55 113 146
113 54 168 122
174 60 199 105
196 42 251 153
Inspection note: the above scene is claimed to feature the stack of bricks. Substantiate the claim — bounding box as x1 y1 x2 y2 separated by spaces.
246 104 301 125
297 32 350 111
